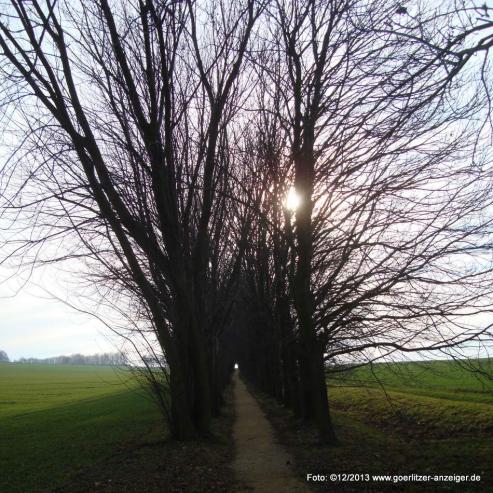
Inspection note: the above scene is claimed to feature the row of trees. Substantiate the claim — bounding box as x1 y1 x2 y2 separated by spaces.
1 0 492 441
232 1 493 440
15 352 126 366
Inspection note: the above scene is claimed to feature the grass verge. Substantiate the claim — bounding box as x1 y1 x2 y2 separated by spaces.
247 379 492 492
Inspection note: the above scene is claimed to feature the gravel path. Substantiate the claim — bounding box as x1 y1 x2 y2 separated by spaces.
232 372 310 492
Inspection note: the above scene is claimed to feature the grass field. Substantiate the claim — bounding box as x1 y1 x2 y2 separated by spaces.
327 359 493 436
1 358 492 492
0 363 163 492
321 359 493 490
330 358 493 402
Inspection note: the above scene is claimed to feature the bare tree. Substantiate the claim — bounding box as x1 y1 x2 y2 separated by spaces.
1 0 493 446
232 0 493 443
0 0 261 438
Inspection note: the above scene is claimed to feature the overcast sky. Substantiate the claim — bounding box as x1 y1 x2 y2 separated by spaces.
0 125 118 360
0 266 115 361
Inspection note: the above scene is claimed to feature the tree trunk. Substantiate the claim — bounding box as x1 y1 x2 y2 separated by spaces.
169 358 196 439
190 317 212 434
293 139 337 443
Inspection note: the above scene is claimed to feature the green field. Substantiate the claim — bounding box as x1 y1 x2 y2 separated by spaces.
1 358 492 492
328 359 493 435
330 358 493 402
321 359 493 489
0 363 163 492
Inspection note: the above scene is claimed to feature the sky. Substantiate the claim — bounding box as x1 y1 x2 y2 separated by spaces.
0 266 115 361
0 2 491 365
0 104 116 360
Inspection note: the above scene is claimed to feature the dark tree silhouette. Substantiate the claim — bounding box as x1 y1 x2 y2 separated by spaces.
230 0 493 442
1 0 492 444
0 0 262 438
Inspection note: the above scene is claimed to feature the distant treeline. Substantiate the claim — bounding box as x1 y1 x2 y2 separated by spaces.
15 352 126 366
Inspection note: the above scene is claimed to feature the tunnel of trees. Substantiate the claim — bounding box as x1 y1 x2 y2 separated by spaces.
1 0 493 442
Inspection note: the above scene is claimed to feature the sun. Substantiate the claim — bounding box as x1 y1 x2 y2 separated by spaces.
285 187 301 212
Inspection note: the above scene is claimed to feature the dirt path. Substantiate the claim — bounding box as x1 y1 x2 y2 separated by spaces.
232 371 310 492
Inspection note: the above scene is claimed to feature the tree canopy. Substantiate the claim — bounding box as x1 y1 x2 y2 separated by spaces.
1 0 492 441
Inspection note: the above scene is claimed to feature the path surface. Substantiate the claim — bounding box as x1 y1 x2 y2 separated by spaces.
232 372 310 492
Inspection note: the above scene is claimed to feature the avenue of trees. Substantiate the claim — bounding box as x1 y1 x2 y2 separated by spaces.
1 0 492 442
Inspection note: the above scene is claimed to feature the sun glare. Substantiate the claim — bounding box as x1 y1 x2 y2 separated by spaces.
285 187 301 212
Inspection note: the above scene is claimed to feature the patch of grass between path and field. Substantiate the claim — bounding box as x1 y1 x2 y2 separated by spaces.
327 358 493 439
54 384 241 493
328 386 493 439
249 389 492 492
245 358 493 492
